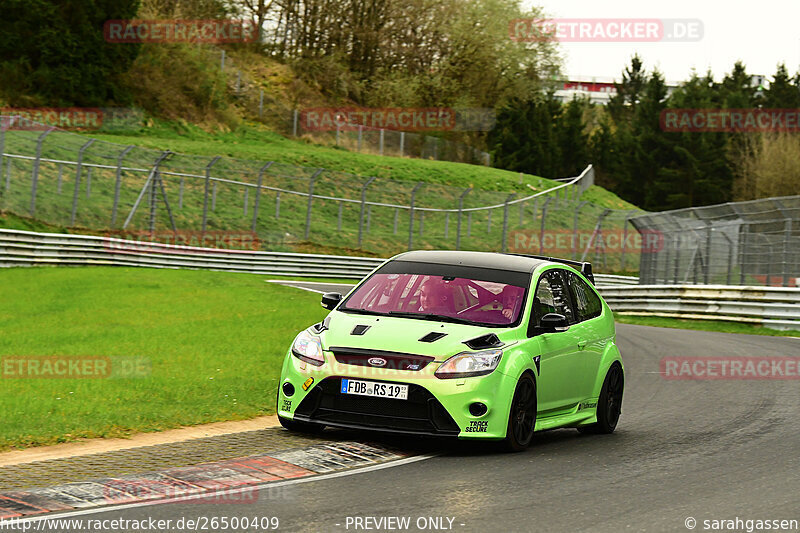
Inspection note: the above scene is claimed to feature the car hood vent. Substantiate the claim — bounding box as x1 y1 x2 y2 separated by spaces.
350 324 371 336
463 333 504 350
419 332 447 343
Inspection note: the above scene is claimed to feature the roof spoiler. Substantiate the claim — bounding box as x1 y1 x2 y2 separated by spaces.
506 254 595 285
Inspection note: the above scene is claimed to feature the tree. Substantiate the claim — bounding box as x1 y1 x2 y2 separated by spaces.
764 63 800 108
0 0 142 106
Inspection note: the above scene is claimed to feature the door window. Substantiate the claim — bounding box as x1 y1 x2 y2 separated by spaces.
566 271 603 322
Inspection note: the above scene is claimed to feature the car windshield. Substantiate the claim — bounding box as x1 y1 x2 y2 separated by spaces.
341 273 527 326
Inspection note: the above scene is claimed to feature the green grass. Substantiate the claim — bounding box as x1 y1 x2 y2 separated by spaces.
86 120 549 192
0 267 328 451
615 314 800 337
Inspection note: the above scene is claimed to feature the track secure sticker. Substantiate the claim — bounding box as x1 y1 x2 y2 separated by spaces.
282 399 292 411
302 377 314 391
579 401 598 410
464 420 488 433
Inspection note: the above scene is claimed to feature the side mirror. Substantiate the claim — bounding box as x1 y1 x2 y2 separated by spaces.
321 292 343 310
539 313 569 333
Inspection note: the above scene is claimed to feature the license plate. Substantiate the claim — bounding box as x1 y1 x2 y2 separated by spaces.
340 379 408 400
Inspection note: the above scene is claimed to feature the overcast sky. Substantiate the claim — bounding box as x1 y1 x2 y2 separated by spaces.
527 0 798 84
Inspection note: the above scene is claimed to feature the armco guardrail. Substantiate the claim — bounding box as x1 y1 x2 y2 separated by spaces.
2 229 797 331
594 274 639 286
0 229 384 279
599 285 800 331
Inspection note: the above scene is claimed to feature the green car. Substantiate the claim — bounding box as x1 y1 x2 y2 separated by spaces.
277 251 624 451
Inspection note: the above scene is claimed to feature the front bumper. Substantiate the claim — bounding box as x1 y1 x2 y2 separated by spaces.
277 348 516 440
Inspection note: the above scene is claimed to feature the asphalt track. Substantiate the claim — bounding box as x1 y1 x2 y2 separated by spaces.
39 282 800 532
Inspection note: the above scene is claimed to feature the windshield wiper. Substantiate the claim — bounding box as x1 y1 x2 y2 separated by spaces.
339 308 387 316
386 311 484 326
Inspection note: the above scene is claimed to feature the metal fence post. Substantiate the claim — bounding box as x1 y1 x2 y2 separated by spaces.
358 176 377 248
719 231 734 285
408 182 423 250
444 212 449 238
335 124 340 146
379 129 384 155
620 210 636 271
252 161 272 232
501 193 516 253
111 145 134 227
70 138 95 226
122 151 172 230
293 110 299 137
338 202 343 231
57 164 63 194
419 212 424 236
0 119 6 190
739 223 749 285
400 132 405 157
304 169 323 240
393 208 399 234
456 187 472 250
220 49 225 70
704 222 713 284
259 89 264 119
275 192 281 218
202 156 221 233
572 201 588 260
148 167 158 232
243 187 249 216
212 181 218 211
580 208 610 262
357 126 363 151
30 127 54 216
538 197 553 254
781 217 793 287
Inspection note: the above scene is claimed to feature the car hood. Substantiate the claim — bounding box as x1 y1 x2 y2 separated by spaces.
319 310 515 360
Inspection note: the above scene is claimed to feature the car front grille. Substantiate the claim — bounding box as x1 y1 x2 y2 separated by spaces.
329 347 435 371
294 377 460 436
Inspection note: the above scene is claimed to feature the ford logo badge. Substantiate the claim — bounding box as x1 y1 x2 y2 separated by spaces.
368 357 387 367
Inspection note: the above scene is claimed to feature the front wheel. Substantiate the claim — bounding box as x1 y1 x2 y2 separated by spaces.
501 373 537 452
578 363 624 435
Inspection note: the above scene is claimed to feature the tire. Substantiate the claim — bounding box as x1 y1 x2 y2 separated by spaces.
577 363 624 435
278 415 325 434
501 373 537 452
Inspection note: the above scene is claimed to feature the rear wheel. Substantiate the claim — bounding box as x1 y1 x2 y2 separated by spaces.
501 373 537 452
577 363 624 435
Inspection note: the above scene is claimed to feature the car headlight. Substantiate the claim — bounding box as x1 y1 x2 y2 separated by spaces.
292 329 325 366
435 349 503 379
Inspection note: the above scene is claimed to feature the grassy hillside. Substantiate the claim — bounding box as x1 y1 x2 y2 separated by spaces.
0 120 639 263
